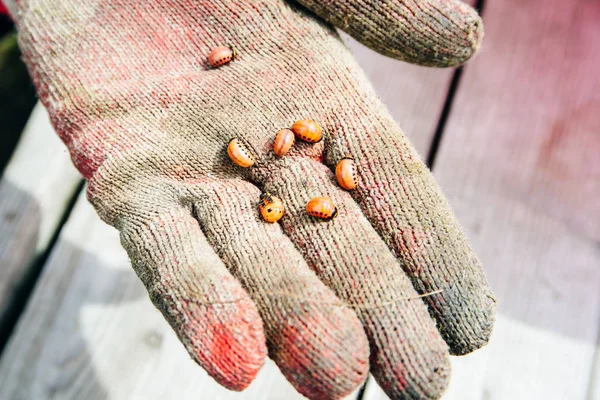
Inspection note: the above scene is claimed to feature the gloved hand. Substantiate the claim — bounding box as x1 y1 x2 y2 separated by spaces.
11 0 496 398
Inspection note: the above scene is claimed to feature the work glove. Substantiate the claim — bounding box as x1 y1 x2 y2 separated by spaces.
10 0 496 398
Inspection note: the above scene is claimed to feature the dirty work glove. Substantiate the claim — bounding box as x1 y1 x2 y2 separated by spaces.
11 0 496 398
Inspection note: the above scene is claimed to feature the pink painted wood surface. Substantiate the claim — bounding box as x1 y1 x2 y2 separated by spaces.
364 0 600 399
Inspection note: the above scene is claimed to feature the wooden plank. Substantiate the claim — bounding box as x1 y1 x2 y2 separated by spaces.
0 102 81 327
363 0 600 399
590 342 600 400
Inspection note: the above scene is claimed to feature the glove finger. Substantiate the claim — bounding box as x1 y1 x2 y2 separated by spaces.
190 178 369 400
295 0 483 67
322 105 497 355
250 153 451 400
118 206 266 390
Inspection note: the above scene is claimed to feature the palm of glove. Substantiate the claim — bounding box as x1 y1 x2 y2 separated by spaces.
17 0 496 399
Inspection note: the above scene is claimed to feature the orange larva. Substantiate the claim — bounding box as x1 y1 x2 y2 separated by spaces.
273 129 295 157
258 192 285 223
227 138 254 168
306 197 338 220
291 119 322 143
336 157 358 190
208 45 235 68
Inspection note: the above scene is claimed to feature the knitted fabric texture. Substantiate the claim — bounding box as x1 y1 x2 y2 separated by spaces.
14 1 495 399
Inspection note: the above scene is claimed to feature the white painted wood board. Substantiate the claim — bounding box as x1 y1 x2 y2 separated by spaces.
0 102 81 322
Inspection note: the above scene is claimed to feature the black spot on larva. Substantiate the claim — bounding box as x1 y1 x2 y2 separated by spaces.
268 208 272 212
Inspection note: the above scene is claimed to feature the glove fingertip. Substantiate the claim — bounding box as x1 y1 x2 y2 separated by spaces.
177 294 268 391
298 0 485 67
378 1 485 67
446 286 497 356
